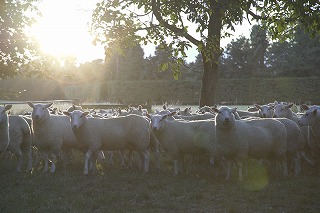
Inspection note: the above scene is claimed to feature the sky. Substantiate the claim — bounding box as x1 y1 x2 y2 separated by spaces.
30 0 252 64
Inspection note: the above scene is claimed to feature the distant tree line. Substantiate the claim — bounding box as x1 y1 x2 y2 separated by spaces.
101 24 320 81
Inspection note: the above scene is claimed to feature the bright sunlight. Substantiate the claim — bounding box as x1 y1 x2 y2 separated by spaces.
30 0 104 64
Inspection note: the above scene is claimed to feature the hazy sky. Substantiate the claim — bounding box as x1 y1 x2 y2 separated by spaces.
31 0 252 64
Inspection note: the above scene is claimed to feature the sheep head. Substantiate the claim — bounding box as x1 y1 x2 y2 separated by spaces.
64 110 89 129
27 102 53 121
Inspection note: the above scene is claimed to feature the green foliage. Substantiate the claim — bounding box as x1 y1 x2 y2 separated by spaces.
0 0 41 79
104 77 320 105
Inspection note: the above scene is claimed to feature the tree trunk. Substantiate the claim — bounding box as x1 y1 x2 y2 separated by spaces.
199 1 221 107
199 56 219 107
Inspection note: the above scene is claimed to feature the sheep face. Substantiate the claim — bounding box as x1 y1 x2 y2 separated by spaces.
273 103 293 118
255 104 274 118
0 105 11 124
64 110 89 129
213 106 236 128
298 108 318 126
147 112 175 132
27 102 53 121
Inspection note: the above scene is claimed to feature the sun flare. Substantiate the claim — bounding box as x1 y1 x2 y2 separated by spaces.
30 0 104 63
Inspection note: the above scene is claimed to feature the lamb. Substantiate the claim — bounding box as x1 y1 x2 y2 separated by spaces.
213 106 288 181
27 102 79 173
63 110 153 175
147 111 215 176
0 105 11 157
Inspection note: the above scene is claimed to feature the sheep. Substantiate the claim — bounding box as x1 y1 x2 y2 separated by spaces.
235 109 260 118
173 112 215 121
27 102 79 173
0 105 11 157
213 106 288 181
254 104 275 118
63 110 153 175
177 107 193 116
273 102 314 166
298 105 320 165
147 111 215 176
7 114 33 173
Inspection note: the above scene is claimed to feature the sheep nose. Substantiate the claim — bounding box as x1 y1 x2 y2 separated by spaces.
262 114 266 118
35 115 40 119
72 124 78 129
225 117 229 122
273 115 277 118
152 126 157 131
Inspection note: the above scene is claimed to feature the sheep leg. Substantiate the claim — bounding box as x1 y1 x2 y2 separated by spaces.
237 161 243 181
173 159 179 176
84 149 93 175
26 147 33 173
43 153 49 173
225 160 232 181
16 150 23 173
119 150 126 168
154 149 160 170
141 149 150 173
49 153 57 173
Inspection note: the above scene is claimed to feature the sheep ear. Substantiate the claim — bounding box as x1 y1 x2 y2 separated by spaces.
231 107 237 113
300 104 309 111
27 102 34 108
211 107 220 113
286 103 294 109
274 101 278 105
155 109 160 114
169 111 176 116
63 111 71 116
146 113 151 119
83 112 90 117
313 109 317 115
5 104 12 111
45 103 53 108
254 104 261 109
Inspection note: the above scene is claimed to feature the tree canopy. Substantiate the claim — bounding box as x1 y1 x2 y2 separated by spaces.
0 0 41 79
91 0 320 106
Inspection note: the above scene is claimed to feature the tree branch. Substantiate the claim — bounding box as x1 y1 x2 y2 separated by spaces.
151 0 201 47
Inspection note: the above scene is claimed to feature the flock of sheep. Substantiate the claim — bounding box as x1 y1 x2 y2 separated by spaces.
0 101 319 181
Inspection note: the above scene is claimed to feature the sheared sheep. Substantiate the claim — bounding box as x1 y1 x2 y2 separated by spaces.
147 112 215 176
0 105 11 157
27 102 78 173
7 115 33 173
298 105 320 165
273 102 314 166
213 106 288 181
64 110 152 175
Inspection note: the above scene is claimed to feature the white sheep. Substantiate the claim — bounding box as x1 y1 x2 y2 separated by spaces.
0 105 11 157
27 102 79 173
7 115 33 173
298 104 320 164
173 112 215 121
273 102 314 166
254 104 275 118
147 111 215 176
63 110 153 175
213 106 288 181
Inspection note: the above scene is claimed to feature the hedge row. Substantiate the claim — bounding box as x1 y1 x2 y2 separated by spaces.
102 77 320 105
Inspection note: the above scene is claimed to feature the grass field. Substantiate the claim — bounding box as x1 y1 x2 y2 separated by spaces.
1 150 320 213
1 103 318 213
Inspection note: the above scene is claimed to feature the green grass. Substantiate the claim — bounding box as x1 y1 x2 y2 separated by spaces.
1 151 320 213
